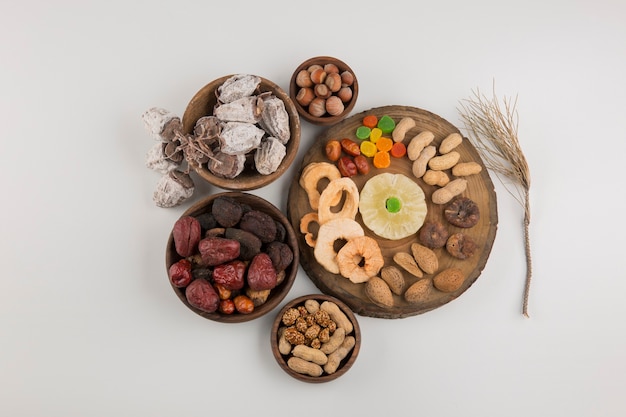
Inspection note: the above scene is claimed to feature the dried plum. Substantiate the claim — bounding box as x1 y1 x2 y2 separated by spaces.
266 241 293 272
239 210 277 243
212 196 243 228
224 227 262 261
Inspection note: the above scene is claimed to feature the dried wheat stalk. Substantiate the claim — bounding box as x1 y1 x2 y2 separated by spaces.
458 85 533 317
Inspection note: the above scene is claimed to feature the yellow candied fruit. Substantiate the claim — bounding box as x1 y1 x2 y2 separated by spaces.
369 127 383 144
360 140 377 157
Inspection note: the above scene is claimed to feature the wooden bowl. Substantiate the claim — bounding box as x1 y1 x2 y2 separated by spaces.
165 192 299 323
182 75 301 191
270 294 361 383
289 56 359 126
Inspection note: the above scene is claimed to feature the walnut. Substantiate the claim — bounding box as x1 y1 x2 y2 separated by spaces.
304 324 321 341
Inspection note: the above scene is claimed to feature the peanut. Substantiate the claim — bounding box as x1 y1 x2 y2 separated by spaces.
277 327 292 355
304 299 320 314
412 145 436 178
320 301 353 334
324 336 356 375
452 161 483 177
407 131 435 160
393 252 423 278
292 344 328 365
431 178 468 205
428 151 461 171
410 243 439 275
392 117 416 143
287 356 324 377
422 169 450 187
380 265 406 295
404 278 433 303
320 326 346 354
365 276 394 308
439 132 463 154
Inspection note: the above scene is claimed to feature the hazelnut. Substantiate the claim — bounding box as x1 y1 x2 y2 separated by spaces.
308 97 326 117
325 96 344 116
324 63 340 74
307 64 323 73
324 72 342 92
296 87 315 106
309 68 327 84
295 69 313 88
340 70 354 87
337 86 353 103
314 83 331 99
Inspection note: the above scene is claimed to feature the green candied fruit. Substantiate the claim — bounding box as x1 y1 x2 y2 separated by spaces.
377 115 396 134
385 197 401 213
355 126 371 140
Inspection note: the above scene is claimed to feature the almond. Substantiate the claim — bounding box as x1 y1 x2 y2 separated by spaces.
433 268 465 292
410 243 439 275
380 266 406 295
365 276 394 308
404 279 433 303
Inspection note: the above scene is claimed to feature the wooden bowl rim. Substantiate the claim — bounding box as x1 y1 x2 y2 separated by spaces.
182 75 301 191
270 293 361 383
165 191 299 323
289 56 359 126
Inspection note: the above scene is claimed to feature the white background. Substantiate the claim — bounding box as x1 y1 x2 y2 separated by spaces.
1 0 624 416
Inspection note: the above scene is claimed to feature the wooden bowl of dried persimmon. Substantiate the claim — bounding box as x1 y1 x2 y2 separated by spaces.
165 192 299 323
181 74 301 191
270 294 361 383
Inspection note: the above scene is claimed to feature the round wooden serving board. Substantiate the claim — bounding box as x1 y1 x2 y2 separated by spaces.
287 105 498 319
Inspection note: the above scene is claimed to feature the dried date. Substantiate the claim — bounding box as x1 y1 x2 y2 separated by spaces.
213 260 246 290
185 278 220 313
172 216 201 257
169 259 193 288
337 156 357 177
247 253 277 291
198 237 240 266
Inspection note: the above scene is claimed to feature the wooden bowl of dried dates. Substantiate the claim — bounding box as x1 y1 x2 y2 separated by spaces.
181 74 301 191
290 56 359 126
270 294 361 383
165 192 299 323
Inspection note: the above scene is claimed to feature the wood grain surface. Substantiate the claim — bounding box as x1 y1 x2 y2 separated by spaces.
287 106 498 319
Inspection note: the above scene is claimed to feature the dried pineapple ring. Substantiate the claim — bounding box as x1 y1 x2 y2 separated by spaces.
317 177 360 225
336 236 384 283
359 173 427 240
314 218 364 275
299 162 342 210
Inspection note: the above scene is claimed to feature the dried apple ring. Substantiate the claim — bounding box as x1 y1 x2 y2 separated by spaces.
299 212 319 247
314 218 364 275
299 162 342 210
317 177 360 225
336 236 384 284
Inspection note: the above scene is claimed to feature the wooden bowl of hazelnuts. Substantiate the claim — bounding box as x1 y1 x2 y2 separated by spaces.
289 56 358 126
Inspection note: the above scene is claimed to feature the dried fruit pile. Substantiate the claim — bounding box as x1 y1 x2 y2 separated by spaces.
142 74 292 208
168 196 294 315
298 113 486 310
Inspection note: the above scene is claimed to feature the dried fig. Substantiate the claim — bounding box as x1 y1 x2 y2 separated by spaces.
444 197 480 228
418 221 449 249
